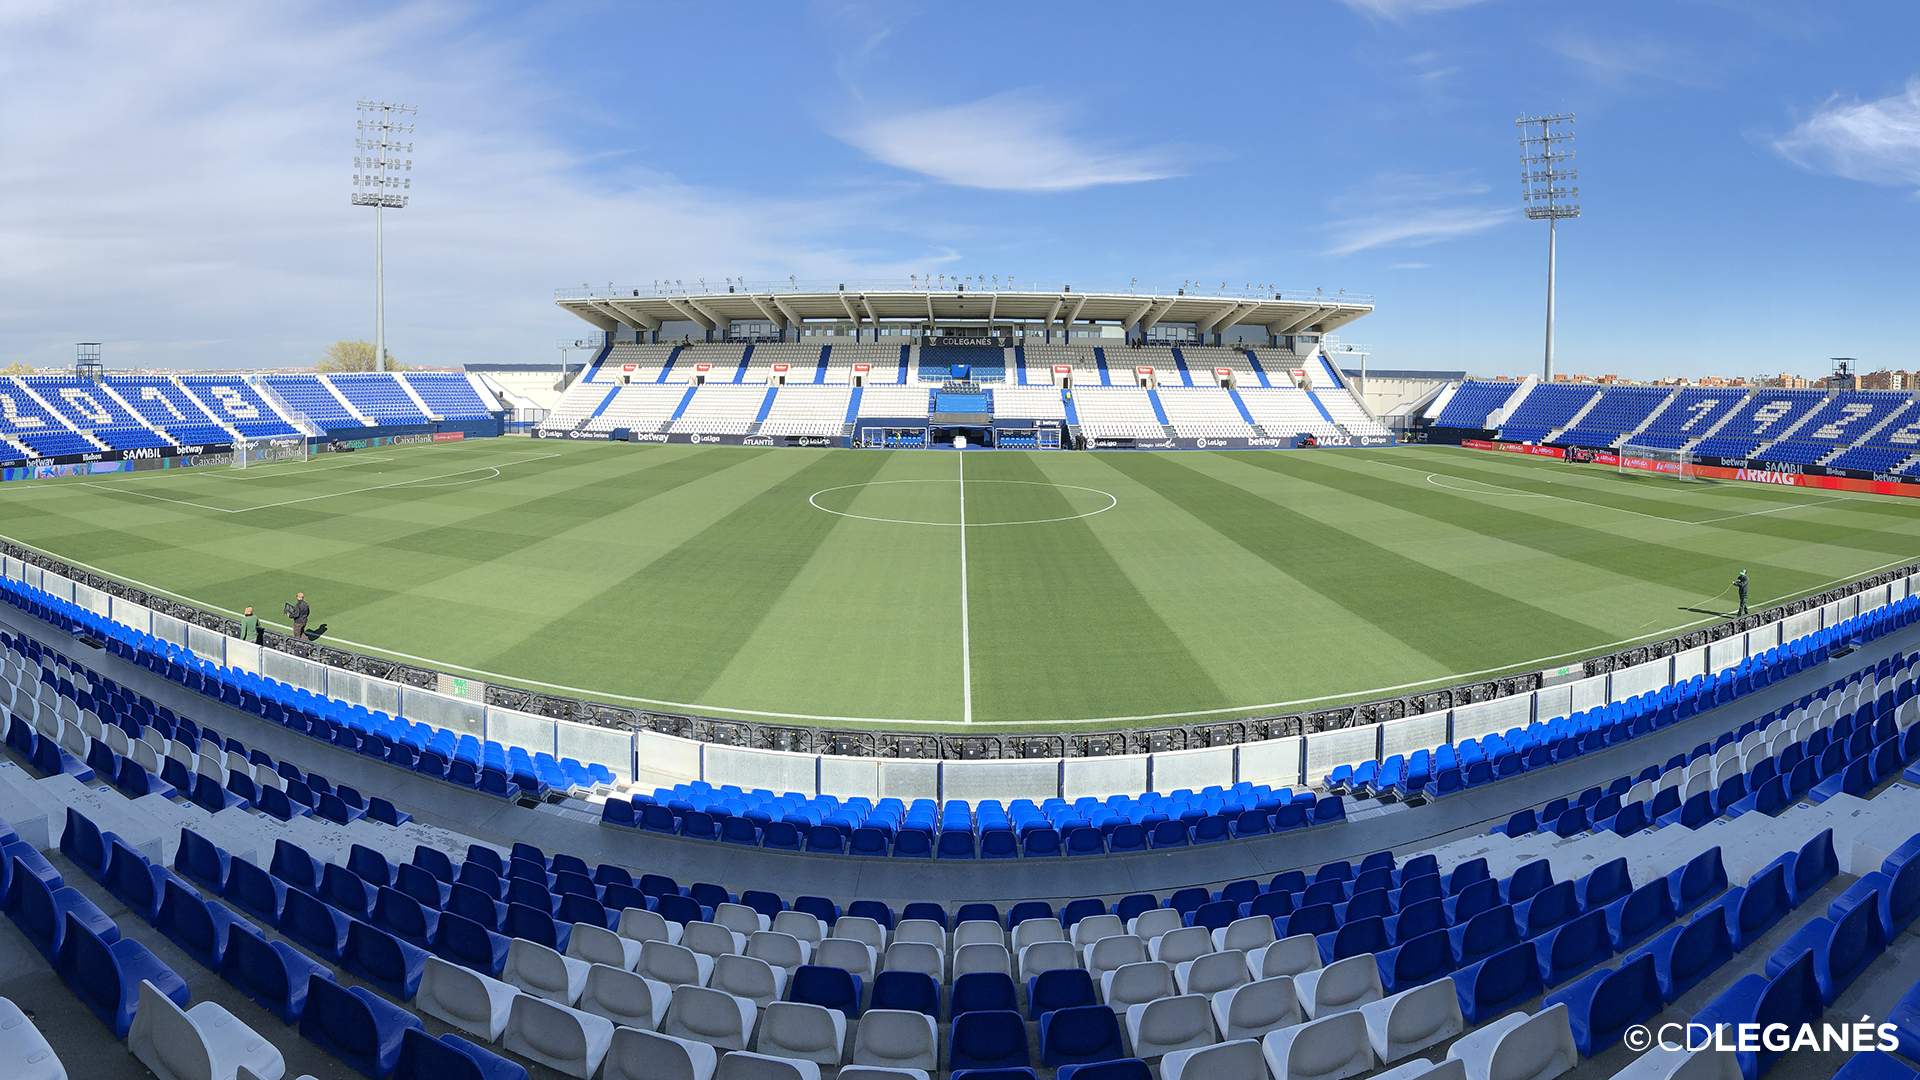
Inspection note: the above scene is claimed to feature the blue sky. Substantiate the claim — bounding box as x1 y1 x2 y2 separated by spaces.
2 0 1917 379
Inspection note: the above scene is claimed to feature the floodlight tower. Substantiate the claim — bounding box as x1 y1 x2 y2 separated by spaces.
352 102 416 372
1517 114 1579 382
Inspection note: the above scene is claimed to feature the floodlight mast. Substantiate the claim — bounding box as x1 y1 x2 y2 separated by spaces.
353 102 416 373
1517 113 1578 382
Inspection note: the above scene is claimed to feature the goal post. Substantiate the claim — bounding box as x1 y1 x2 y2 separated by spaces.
1618 443 1698 480
232 437 310 469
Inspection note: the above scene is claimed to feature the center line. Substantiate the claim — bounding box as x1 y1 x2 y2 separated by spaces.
957 451 973 725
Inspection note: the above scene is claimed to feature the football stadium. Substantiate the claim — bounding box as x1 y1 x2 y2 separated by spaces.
3 8 1920 1080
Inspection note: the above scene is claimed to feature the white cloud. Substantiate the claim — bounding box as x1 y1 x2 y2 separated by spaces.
1323 208 1511 255
839 93 1182 192
1341 0 1494 20
1773 78 1920 189
0 2 909 370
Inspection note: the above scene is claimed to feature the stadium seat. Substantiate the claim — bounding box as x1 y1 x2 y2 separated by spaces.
1444 1004 1576 1080
220 924 332 1024
1359 976 1464 1064
129 978 285 1080
949 1010 1029 1072
1212 975 1303 1041
1124 993 1215 1059
1544 954 1664 1056
851 1008 938 1073
1261 1008 1373 1080
56 914 188 1038
300 977 425 1079
504 994 615 1079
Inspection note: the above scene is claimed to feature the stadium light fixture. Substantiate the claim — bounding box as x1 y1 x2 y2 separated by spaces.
353 101 416 373
1517 113 1579 382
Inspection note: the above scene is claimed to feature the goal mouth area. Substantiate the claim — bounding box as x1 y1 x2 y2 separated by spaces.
232 438 310 469
1617 443 1699 480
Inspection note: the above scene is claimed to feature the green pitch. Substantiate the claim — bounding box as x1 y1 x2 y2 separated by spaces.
4 439 1917 731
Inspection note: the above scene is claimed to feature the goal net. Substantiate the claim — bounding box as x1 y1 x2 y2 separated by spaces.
232 437 309 469
1618 443 1698 480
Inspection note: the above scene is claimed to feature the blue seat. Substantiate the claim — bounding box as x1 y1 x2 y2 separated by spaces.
280 886 353 962
7 856 116 962
1028 968 1098 1020
323 863 378 922
301 975 425 1080
953 971 1018 1016
1375 928 1455 995
434 910 511 978
1286 903 1338 938
1317 916 1390 964
1577 858 1632 911
1449 905 1520 967
1515 880 1579 938
1763 887 1886 1006
191 771 248 813
54 914 188 1039
1764 828 1838 907
394 1027 531 1080
1444 879 1500 924
790 963 863 1018
1829 850 1920 939
1387 898 1445 944
1501 859 1553 905
1890 976 1920 1061
221 923 334 1023
871 970 939 1018
1604 880 1676 952
1039 1003 1124 1067
155 877 245 970
224 857 289 923
1665 847 1727 917
102 838 174 924
58 806 116 882
271 838 323 894
396 863 452 909
174 828 232 893
1535 908 1613 987
1627 914 1733 1003
1055 1061 1149 1080
1831 1051 1920 1080
950 1009 1030 1072
1545 952 1665 1056
503 903 569 953
1712 863 1794 952
1451 940 1541 1025
349 845 397 888
1691 949 1821 1080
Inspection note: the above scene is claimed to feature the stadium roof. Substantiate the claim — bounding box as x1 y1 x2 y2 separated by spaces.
555 281 1373 337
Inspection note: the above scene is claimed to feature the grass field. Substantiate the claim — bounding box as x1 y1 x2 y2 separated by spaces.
3 438 1917 730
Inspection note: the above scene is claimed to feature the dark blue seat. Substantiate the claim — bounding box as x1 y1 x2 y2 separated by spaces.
871 970 940 1018
301 975 425 1079
221 923 334 1023
1028 968 1098 1020
950 1009 1030 1072
1578 858 1632 910
394 1027 531 1080
1765 828 1838 907
396 863 451 909
1107 824 1148 852
1665 847 1727 917
346 920 430 1000
323 863 378 922
939 829 977 859
271 838 323 894
1444 879 1501 924
1690 949 1820 1080
1055 1060 1149 1080
280 884 353 962
55 913 188 1039
1449 905 1520 967
1451 940 1541 1026
1763 887 1886 1006
102 838 173 924
1544 953 1665 1056
953 971 1018 1016
447 883 505 930
58 806 116 882
1387 898 1445 944
1535 909 1613 987
1501 859 1553 906
192 771 248 813
654 893 707 927
349 845 397 888
1317 916 1390 964
1376 928 1455 995
224 857 289 923
434 911 511 976
1038 1003 1125 1067
1286 903 1338 939
503 903 569 953
1627 912 1733 1002
1515 880 1579 939
790 963 862 1018
1711 862 1794 952
174 828 232 893
1829 849 1920 940
7 856 116 962
154 877 244 970
1604 880 1676 952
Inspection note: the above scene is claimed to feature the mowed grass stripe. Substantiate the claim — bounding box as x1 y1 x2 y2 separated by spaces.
964 452 1229 723
483 449 894 704
1103 451 1605 673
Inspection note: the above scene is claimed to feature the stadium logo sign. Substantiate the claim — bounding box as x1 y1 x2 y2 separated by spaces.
688 434 717 443
795 437 833 447
741 436 775 446
81 453 104 462
1735 469 1799 486
1143 439 1177 449
177 446 205 455
632 433 668 443
123 447 163 460
1359 436 1393 446
1247 438 1287 447
1317 436 1353 446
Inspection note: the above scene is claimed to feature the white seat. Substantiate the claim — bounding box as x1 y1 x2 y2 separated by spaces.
600 1027 717 1080
1215 915 1277 954
712 1051 820 1080
252 764 283 791
0 996 66 1080
503 994 616 1080
839 1068 929 1080
1213 974 1302 1041
1359 977 1464 1063
639 940 715 988
1103 959 1177 1012
1375 1055 1470 1080
1018 940 1080 980
1128 908 1183 940
129 980 285 1080
1151 926 1214 966
814 937 879 980
851 1008 938 1073
1262 1008 1374 1080
568 922 643 970
891 919 946 952
1086 934 1149 982
1607 1046 1743 1080
711 953 787 1009
747 931 812 973
60 723 88 761
951 942 1011 978
1073 914 1126 949
1249 934 1323 980
1294 953 1382 1018
834 915 888 951
1163 1037 1268 1080
578 963 671 1030
881 941 943 981
682 920 747 960
194 750 223 782
1125 993 1217 1059
130 738 163 776
755 1001 846 1065
771 910 827 945
104 725 130 756
416 956 519 1041
504 938 591 1005
1011 919 1066 949
1445 1004 1576 1080
952 920 1005 948
1178 949 1250 997
619 906 685 946
1681 772 1711 801
663 984 758 1050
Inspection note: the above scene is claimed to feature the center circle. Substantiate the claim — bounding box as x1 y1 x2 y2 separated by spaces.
809 478 1119 527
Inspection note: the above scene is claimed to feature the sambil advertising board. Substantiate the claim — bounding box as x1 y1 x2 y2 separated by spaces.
1462 438 1920 498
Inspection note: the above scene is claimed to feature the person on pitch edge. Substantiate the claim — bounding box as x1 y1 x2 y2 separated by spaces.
1733 570 1749 616
285 592 310 639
